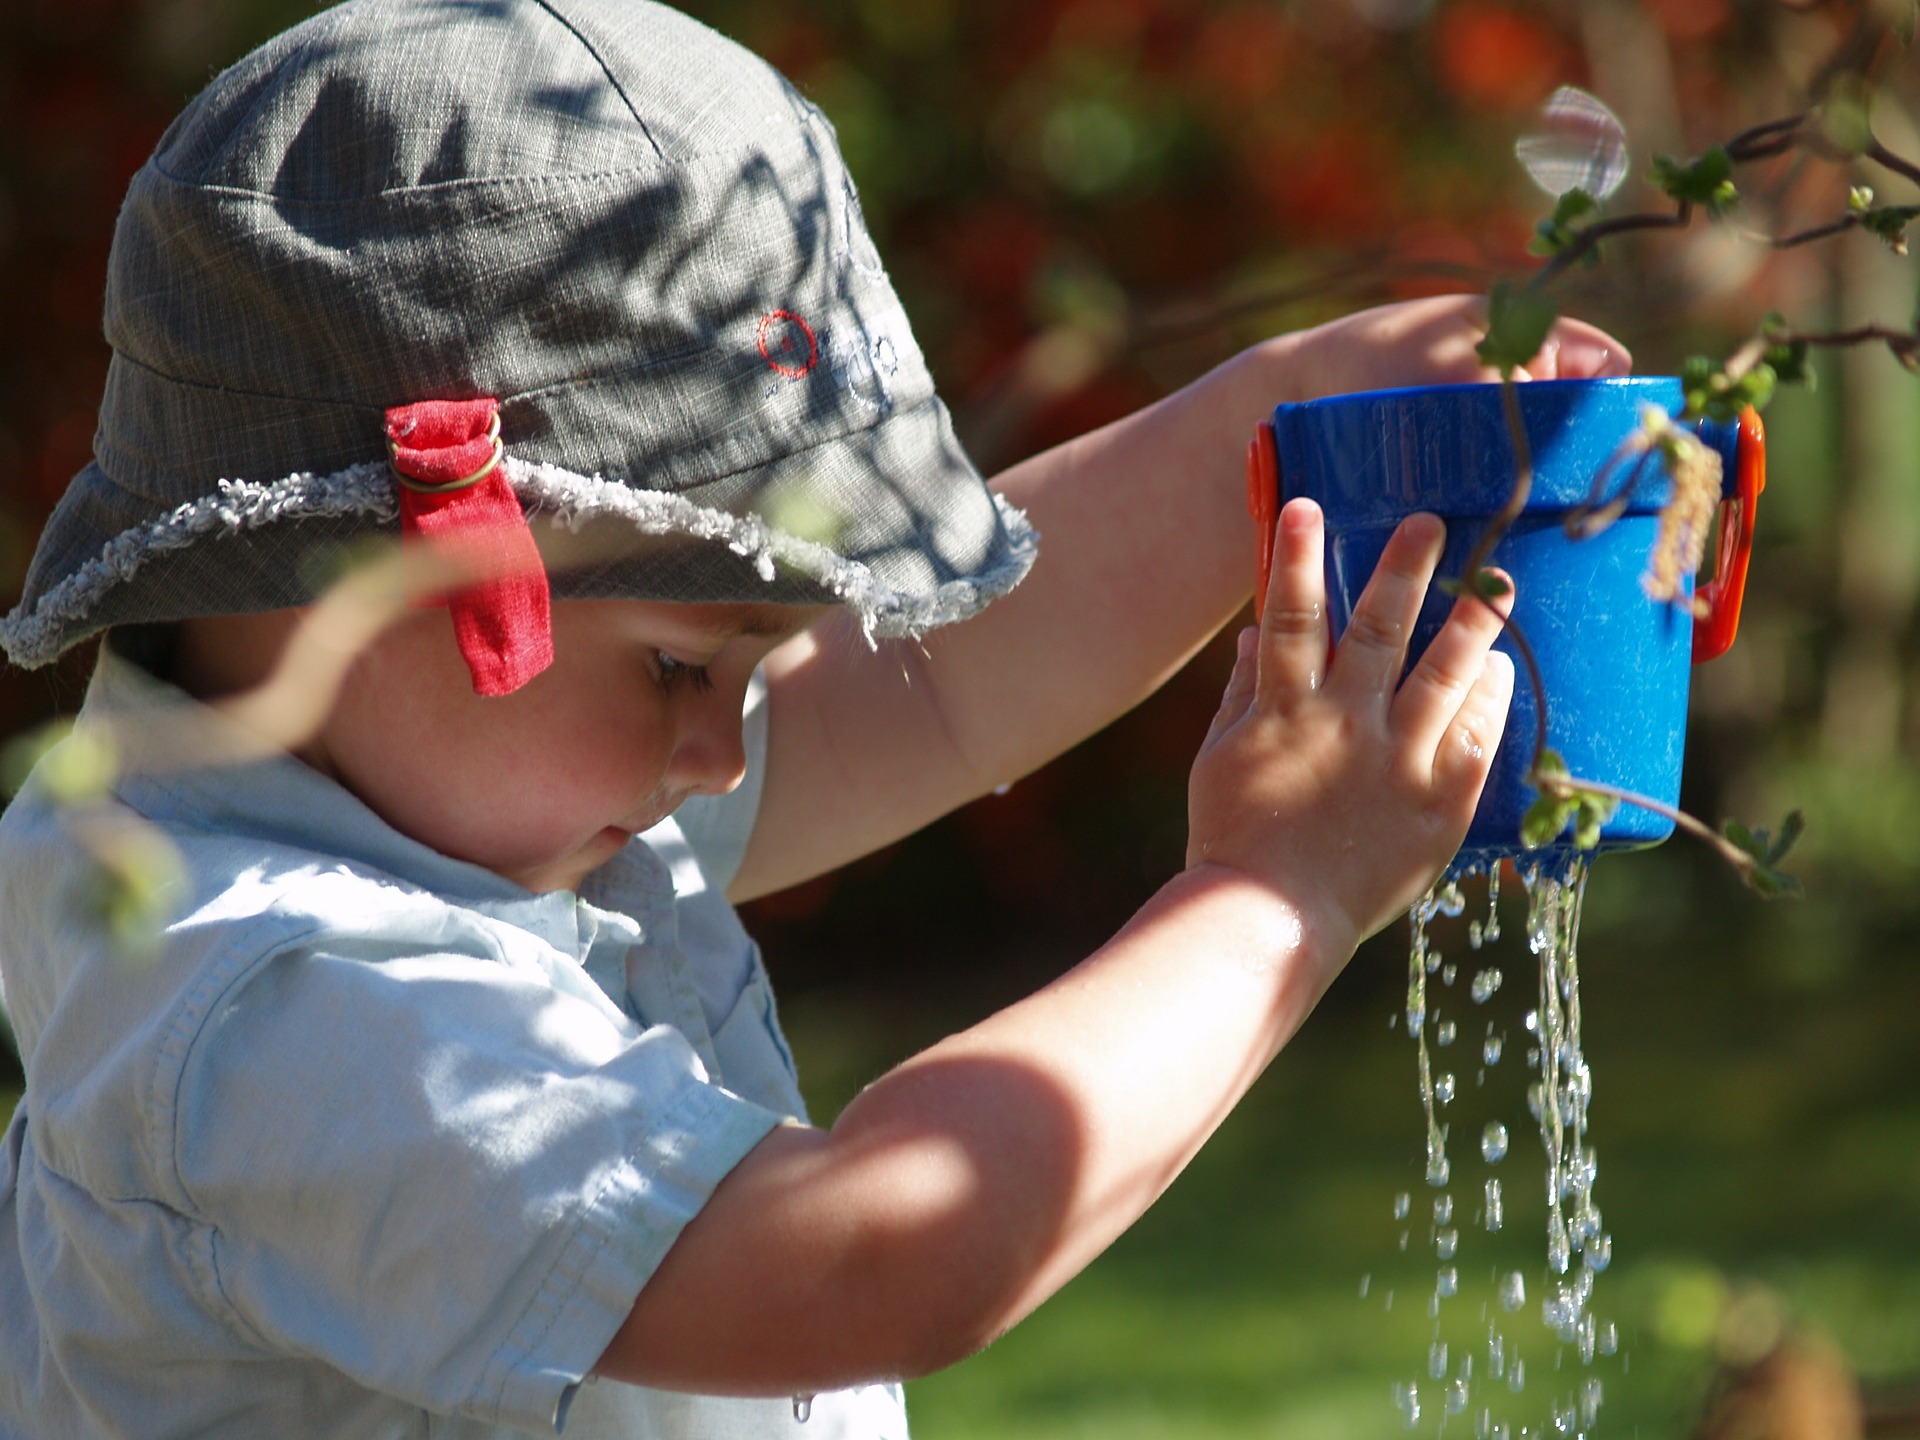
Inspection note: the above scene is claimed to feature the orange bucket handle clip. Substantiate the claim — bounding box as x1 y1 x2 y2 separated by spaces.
1692 405 1766 665
1246 419 1280 614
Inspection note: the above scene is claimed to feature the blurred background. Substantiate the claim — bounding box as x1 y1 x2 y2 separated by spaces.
3 0 1918 1434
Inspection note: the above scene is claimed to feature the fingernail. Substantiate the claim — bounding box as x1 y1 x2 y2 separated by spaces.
1484 650 1515 687
1237 625 1258 660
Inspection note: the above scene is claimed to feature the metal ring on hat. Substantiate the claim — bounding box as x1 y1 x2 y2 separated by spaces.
390 412 504 494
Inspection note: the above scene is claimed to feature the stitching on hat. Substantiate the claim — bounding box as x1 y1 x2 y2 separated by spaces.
530 0 665 160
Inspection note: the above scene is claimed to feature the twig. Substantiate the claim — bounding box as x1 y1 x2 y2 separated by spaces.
1866 137 1920 189
1526 768 1771 880
1526 206 1692 290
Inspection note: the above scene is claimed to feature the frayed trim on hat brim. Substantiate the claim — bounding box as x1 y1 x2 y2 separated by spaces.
0 463 399 669
508 457 1037 643
0 457 1037 667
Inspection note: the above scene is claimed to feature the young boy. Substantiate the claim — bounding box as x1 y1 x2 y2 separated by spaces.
0 1 1627 1435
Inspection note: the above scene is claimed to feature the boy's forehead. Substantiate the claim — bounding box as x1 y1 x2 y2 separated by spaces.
621 601 826 643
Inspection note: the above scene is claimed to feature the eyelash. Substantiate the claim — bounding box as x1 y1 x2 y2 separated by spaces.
656 651 715 694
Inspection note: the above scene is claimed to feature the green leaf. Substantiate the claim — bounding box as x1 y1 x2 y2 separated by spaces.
1859 203 1920 255
1 722 116 804
1765 339 1813 390
1651 146 1738 213
1819 78 1874 158
1534 747 1570 780
1470 569 1512 599
1476 281 1559 375
1742 862 1803 899
1571 806 1604 851
1528 188 1600 258
1521 794 1575 849
1721 811 1805 898
1767 809 1806 865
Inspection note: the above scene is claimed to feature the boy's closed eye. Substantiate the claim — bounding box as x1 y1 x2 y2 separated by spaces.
654 651 716 694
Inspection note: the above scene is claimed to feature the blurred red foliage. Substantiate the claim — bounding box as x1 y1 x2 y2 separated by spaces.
1432 3 1577 112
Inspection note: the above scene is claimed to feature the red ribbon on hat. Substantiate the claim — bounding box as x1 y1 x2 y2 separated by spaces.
384 398 553 696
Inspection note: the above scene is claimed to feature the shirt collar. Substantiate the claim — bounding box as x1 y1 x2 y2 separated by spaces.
80 648 656 957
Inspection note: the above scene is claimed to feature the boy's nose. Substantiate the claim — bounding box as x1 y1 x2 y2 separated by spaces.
669 689 749 797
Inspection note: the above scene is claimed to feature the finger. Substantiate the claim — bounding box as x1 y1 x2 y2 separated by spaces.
1391 569 1514 760
1326 512 1445 704
1532 319 1633 379
1203 627 1260 747
1253 497 1331 709
1432 649 1515 804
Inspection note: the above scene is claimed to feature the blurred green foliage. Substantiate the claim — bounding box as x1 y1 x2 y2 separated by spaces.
3 0 1920 1434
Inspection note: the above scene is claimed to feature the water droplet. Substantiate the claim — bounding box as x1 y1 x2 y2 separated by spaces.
1394 1192 1411 1220
1387 1011 1398 1031
1427 1153 1452 1188
1581 1375 1605 1427
1392 1381 1421 1427
1430 1341 1450 1379
1515 87 1630 201
1548 1217 1572 1275
793 1395 814 1423
1508 1356 1526 1393
1488 1332 1505 1379
1436 883 1467 918
1447 1378 1470 1415
1443 962 1458 986
1360 1273 1372 1298
1436 1073 1457 1105
1499 1272 1527 1312
1434 1194 1454 1225
1481 1121 1510 1163
1469 919 1485 950
1584 1233 1611 1272
1597 1320 1618 1357
1484 1034 1505 1065
1436 1228 1459 1260
1399 1230 1410 1251
1471 967 1504 1003
1386 1289 1395 1311
1439 1019 1458 1046
1437 1265 1459 1298
1484 1177 1505 1231
1524 1009 1540 1035
1579 1311 1597 1363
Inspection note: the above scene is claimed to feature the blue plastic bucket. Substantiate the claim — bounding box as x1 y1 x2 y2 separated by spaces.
1248 377 1762 872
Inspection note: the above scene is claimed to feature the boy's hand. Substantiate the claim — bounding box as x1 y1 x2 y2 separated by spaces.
1279 293 1630 399
1187 497 1514 950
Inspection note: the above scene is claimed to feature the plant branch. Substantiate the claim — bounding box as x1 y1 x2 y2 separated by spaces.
1526 768 1777 882
1866 137 1920 189
1526 205 1692 289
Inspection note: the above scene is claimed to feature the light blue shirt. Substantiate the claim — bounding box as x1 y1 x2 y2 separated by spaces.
0 652 909 1440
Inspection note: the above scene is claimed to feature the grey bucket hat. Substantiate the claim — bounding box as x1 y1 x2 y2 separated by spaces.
0 0 1036 670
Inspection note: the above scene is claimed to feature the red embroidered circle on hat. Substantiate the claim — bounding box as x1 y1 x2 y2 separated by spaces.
757 310 819 378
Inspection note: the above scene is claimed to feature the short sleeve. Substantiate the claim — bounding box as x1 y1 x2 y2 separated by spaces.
669 665 767 891
172 943 782 1433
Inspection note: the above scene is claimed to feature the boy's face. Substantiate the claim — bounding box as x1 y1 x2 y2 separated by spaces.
302 598 821 894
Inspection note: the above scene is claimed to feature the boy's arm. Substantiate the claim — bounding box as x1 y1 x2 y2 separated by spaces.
732 294 1623 901
597 501 1515 1395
